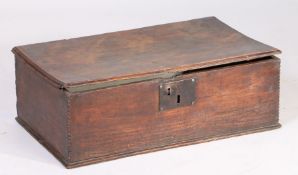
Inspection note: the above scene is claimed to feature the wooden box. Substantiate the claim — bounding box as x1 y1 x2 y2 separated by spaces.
12 17 281 168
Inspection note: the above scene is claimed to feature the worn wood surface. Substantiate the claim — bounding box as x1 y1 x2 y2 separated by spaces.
66 57 280 167
16 54 280 168
15 56 69 161
15 56 280 168
12 17 280 88
13 17 281 168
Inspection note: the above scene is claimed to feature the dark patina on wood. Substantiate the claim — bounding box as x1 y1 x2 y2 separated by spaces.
13 17 281 168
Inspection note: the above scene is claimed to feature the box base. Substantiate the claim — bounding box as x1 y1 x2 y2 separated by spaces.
16 116 281 168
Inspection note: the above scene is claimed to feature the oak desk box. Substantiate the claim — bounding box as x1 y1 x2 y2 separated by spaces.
13 17 281 168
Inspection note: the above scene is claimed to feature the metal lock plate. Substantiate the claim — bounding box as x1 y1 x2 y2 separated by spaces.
159 78 196 111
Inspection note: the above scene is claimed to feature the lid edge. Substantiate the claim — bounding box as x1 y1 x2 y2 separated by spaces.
65 50 280 93
12 46 280 90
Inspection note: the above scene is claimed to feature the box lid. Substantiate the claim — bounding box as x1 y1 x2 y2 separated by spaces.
12 17 280 92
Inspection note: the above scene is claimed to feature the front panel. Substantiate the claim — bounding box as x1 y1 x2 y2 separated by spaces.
68 57 280 167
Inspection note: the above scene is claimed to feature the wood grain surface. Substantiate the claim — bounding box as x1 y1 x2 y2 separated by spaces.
15 56 280 168
15 56 69 161
12 17 280 87
13 17 281 168
67 57 280 167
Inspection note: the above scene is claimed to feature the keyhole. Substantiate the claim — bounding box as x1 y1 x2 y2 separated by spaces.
167 88 171 95
177 95 180 103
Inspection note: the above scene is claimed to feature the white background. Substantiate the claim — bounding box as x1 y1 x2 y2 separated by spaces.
0 0 298 174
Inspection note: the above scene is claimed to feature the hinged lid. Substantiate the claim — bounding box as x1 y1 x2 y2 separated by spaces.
12 17 280 92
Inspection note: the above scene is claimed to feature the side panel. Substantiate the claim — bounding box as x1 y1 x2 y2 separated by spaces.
15 55 69 163
68 58 280 166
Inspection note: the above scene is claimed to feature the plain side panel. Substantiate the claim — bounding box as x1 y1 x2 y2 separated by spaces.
15 56 69 162
68 58 280 164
